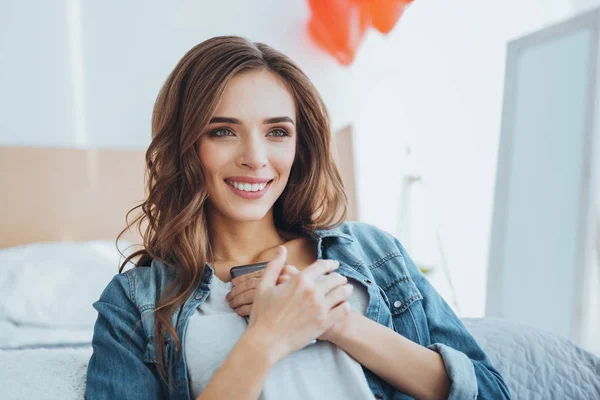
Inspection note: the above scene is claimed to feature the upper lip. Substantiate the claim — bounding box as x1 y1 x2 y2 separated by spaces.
225 176 273 184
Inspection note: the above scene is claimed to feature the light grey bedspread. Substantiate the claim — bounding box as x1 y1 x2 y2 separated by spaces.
463 317 600 400
0 318 598 399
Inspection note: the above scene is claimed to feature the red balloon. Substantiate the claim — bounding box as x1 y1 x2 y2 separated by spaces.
369 0 413 34
307 0 414 65
307 0 370 65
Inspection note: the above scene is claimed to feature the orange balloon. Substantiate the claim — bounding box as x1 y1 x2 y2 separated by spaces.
307 0 370 65
369 0 413 34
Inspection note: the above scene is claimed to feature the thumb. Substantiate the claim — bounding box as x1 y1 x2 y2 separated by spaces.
261 245 287 288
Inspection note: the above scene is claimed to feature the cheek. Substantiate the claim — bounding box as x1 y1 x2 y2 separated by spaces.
198 141 210 166
272 142 296 177
198 141 225 179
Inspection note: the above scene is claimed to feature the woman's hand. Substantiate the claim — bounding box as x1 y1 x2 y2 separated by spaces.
275 266 353 344
243 246 353 363
226 264 298 317
227 250 353 343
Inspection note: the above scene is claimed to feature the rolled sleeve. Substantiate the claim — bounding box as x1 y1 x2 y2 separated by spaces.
428 342 477 400
390 235 512 399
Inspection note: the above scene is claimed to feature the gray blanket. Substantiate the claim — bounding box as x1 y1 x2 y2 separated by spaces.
0 318 598 399
463 317 600 399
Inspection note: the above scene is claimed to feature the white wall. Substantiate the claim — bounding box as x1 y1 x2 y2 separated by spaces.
0 0 354 149
349 0 596 317
0 2 75 147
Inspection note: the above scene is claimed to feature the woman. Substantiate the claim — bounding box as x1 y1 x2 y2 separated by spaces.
85 36 511 400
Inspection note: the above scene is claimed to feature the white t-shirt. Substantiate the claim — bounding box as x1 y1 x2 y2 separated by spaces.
184 274 374 399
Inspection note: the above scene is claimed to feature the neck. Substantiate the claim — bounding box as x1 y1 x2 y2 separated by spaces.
206 207 288 266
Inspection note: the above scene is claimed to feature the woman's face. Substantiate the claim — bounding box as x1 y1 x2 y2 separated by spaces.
198 70 297 223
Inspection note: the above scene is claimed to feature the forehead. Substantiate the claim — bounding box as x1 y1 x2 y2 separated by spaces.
213 70 296 122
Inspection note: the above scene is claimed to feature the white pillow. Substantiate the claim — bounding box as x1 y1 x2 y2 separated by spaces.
0 240 133 329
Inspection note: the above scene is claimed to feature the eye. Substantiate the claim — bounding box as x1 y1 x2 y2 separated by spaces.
267 128 290 137
209 128 235 138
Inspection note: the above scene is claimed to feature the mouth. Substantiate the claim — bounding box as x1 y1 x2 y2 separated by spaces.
224 179 274 199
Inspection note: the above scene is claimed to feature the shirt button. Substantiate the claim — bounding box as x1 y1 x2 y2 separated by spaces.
393 300 402 308
374 394 384 399
365 279 373 285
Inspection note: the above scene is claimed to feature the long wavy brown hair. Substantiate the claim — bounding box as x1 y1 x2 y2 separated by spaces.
117 36 348 383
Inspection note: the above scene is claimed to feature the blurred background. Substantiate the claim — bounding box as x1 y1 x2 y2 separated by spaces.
0 0 598 358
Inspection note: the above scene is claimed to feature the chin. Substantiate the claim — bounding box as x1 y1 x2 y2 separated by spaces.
225 205 273 222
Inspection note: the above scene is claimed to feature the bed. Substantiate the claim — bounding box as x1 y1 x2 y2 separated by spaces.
0 146 144 349
0 146 598 400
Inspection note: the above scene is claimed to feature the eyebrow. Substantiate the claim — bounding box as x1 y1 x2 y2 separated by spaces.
209 116 295 125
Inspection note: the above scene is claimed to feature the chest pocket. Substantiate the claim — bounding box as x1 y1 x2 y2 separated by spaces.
369 253 429 346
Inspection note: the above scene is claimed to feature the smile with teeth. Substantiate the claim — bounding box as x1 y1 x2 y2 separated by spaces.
225 180 272 192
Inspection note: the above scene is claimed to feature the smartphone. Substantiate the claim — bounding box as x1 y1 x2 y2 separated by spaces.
230 262 268 280
229 262 267 325
229 260 317 346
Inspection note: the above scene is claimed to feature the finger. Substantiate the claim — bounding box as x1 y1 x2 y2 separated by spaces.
227 275 261 301
229 289 256 309
281 264 299 276
325 284 354 310
315 272 348 296
231 268 265 286
235 304 252 317
277 274 293 285
327 300 351 322
302 259 340 282
277 265 299 283
260 246 287 288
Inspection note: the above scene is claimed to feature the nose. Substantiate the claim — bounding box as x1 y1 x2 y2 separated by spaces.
238 133 268 170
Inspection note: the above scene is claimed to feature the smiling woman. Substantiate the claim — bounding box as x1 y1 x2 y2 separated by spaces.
198 70 297 220
85 36 511 400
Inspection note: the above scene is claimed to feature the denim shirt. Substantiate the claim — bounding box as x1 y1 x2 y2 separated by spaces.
86 221 512 400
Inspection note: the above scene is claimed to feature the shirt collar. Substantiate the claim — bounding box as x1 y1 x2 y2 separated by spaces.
311 225 355 242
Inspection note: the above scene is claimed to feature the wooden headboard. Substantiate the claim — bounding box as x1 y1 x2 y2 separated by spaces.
0 147 146 248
